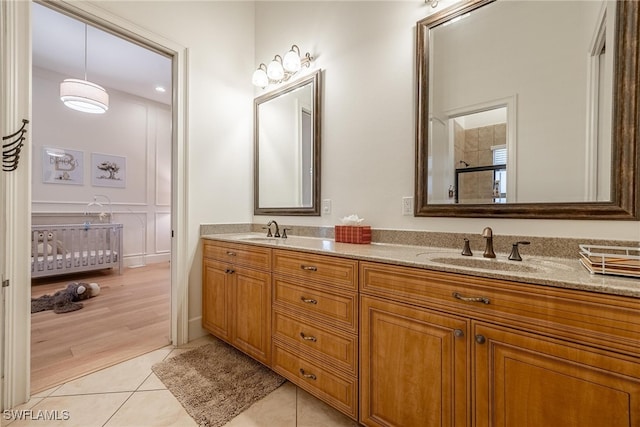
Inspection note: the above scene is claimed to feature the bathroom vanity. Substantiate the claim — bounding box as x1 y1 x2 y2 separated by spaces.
202 234 640 427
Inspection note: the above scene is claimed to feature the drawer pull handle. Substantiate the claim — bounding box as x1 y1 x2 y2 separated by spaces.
299 368 317 380
452 292 490 305
225 269 235 274
300 296 318 304
226 251 237 256
300 265 318 271
300 332 317 342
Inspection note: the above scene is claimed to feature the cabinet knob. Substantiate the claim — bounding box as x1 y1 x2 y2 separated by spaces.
300 296 318 305
475 334 486 344
299 368 317 380
453 329 464 338
300 332 317 342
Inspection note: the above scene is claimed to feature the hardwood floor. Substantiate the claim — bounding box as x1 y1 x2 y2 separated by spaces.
30 262 171 393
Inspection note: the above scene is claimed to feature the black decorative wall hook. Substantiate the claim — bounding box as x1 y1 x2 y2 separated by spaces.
2 119 28 172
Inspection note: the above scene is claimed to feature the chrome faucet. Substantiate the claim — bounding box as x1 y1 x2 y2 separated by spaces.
266 220 280 238
482 227 496 258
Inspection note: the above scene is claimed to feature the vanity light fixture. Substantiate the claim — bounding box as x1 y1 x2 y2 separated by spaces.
425 0 439 8
252 44 313 88
60 23 109 114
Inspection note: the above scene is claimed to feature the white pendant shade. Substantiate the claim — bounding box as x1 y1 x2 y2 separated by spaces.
60 79 109 114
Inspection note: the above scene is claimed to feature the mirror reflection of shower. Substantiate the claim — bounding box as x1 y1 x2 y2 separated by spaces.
451 107 507 204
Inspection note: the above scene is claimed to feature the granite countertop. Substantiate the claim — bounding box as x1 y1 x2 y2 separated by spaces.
202 232 640 298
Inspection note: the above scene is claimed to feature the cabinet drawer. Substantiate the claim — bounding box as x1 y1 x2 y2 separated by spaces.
273 249 357 290
272 343 358 420
203 240 271 270
273 309 357 376
360 261 640 357
273 278 358 333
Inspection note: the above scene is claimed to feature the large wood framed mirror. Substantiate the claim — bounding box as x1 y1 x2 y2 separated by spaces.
415 0 639 219
254 70 322 216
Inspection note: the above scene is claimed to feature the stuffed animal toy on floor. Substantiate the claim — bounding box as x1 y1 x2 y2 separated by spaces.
31 282 101 314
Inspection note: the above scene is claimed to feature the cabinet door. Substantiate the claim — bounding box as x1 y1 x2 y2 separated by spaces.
202 259 232 341
232 267 272 365
474 322 640 427
360 296 469 427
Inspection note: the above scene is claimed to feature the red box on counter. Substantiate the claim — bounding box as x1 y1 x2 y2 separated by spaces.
334 225 371 244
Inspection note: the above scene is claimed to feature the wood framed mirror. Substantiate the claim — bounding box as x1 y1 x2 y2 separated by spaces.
254 70 322 216
415 0 639 219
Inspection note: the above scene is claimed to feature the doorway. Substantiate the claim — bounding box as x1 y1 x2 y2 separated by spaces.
30 3 173 393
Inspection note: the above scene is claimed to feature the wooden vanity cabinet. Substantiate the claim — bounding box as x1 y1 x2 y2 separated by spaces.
360 295 469 427
201 239 640 426
474 322 640 427
271 249 360 420
359 261 640 427
202 241 272 365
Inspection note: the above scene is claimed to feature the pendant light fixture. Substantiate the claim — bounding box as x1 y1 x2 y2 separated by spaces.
60 23 109 114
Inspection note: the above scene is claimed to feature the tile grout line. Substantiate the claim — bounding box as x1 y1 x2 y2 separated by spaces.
99 361 162 427
100 391 135 427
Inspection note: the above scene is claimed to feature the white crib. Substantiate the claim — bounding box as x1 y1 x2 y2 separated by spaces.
31 223 123 278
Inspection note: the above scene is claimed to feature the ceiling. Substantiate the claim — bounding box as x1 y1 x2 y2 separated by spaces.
32 3 172 106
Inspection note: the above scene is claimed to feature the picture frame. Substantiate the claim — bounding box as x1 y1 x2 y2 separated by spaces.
91 153 126 188
42 146 84 185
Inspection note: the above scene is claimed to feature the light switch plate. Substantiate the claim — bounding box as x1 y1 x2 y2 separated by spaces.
402 197 413 215
322 199 332 214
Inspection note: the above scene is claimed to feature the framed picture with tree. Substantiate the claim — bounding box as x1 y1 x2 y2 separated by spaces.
91 153 126 188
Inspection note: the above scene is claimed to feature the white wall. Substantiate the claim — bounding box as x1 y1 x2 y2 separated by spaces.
90 0 255 339
32 67 171 266
252 1 639 242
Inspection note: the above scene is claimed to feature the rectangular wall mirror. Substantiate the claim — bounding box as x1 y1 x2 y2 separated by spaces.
415 0 639 219
254 70 322 216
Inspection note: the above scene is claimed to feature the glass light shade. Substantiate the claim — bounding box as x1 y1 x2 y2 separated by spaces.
283 49 302 73
252 68 269 87
60 79 109 114
267 59 285 81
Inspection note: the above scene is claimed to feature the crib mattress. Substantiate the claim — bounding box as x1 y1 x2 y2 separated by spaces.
32 250 119 272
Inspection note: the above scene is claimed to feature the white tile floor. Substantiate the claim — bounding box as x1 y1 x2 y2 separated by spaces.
6 336 359 427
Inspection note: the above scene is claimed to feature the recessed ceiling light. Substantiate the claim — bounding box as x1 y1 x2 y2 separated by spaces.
155 86 166 93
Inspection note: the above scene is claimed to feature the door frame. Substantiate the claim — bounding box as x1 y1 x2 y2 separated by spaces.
2 0 189 408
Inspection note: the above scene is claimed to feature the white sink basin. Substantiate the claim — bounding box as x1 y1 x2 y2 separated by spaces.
417 252 573 274
237 236 280 243
428 256 542 273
